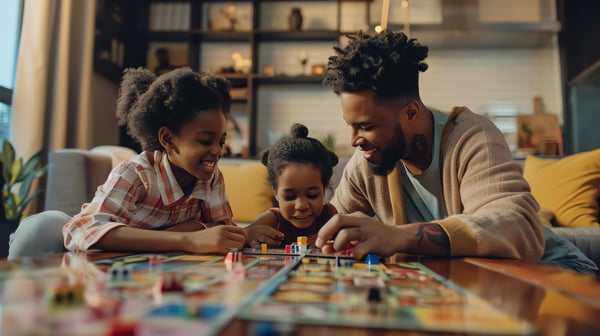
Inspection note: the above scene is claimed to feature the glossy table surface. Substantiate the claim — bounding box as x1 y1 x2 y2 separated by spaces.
224 256 600 336
2 253 599 336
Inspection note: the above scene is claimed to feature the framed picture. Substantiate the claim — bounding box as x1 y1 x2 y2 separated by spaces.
146 43 189 75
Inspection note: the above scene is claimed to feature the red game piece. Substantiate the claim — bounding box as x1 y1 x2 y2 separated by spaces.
107 321 138 336
159 272 184 292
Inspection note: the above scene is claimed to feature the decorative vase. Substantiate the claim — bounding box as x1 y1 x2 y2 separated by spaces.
288 7 303 31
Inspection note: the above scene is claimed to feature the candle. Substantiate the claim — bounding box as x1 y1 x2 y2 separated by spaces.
380 0 390 30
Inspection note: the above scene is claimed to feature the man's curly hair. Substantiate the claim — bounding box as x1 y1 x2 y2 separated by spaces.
115 67 231 151
261 123 339 189
322 30 429 100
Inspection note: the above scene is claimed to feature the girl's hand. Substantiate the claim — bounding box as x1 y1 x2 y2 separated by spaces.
183 225 247 254
245 225 284 248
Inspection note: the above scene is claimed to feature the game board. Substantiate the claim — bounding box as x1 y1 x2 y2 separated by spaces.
0 252 298 336
237 255 538 335
0 252 537 335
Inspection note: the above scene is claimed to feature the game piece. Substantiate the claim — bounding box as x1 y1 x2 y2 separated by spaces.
107 321 138 336
261 243 267 253
285 244 291 254
159 272 184 292
108 262 133 281
46 282 85 309
367 287 382 303
297 236 308 252
365 253 380 266
148 255 162 271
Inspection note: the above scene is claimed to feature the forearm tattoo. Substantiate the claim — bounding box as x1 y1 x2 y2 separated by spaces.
416 223 450 249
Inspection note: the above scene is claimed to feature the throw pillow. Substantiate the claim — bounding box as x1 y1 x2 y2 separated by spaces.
219 162 273 224
523 149 600 228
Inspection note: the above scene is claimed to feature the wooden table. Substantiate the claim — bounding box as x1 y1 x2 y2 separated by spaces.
2 253 599 336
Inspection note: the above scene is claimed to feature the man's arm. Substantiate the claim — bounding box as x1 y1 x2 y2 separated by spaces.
315 212 450 259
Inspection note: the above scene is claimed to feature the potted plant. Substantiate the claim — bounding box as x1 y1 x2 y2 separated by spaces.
0 139 47 257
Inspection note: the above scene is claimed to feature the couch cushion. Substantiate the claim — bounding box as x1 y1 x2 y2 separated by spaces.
523 149 600 228
219 162 273 223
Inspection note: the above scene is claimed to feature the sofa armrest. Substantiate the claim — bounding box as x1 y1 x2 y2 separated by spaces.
44 149 113 216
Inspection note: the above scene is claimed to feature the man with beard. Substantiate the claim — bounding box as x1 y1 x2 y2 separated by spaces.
314 30 597 274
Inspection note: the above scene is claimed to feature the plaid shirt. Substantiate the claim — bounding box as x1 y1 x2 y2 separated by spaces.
63 151 233 251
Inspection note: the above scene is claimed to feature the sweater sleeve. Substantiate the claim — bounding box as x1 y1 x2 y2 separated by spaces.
439 111 545 262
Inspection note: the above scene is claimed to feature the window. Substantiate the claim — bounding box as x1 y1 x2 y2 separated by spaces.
0 0 23 142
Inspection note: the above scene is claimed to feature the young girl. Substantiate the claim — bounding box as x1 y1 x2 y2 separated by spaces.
62 67 247 254
245 123 338 248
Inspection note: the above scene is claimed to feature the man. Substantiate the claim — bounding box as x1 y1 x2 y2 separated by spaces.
316 30 597 274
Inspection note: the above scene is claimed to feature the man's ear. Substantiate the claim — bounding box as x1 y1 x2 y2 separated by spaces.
158 126 175 151
405 101 418 120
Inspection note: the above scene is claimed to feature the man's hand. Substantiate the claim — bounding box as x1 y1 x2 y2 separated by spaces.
315 212 402 259
315 212 450 259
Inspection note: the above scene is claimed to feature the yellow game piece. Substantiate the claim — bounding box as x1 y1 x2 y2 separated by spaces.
261 243 267 253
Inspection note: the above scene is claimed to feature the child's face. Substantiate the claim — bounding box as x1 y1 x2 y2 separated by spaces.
274 163 325 229
168 109 227 182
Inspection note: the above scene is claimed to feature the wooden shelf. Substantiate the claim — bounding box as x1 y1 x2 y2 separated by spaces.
253 30 339 41
383 22 561 49
253 75 324 85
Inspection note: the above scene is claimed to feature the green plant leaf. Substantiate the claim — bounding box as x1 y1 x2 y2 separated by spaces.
18 172 34 201
0 139 47 222
21 150 44 180
9 158 23 186
0 140 14 185
17 190 43 220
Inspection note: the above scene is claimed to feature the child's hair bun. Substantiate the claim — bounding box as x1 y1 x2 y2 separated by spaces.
290 123 309 138
116 67 156 127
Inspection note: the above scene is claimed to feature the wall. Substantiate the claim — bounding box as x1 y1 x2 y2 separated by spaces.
90 74 120 146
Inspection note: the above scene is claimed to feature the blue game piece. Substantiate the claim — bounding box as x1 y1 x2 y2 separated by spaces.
365 254 380 265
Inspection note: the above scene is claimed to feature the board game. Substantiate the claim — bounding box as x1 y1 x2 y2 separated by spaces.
238 254 537 335
0 251 297 336
0 251 537 335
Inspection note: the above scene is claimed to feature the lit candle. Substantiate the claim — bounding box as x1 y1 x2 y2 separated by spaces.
380 0 390 30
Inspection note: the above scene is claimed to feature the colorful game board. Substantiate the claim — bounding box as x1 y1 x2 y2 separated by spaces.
0 252 297 336
237 255 537 335
0 252 537 335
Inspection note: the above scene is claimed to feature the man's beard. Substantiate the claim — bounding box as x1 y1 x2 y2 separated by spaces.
369 126 406 176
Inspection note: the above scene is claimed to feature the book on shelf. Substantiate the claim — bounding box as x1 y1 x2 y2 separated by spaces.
149 2 190 31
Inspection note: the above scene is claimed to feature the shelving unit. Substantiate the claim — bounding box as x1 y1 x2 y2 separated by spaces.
131 0 372 157
96 0 562 156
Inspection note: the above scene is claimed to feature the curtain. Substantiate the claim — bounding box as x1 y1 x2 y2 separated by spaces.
12 0 95 158
11 0 96 213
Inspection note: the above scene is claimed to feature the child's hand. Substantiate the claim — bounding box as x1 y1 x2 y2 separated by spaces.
245 225 284 248
184 225 247 254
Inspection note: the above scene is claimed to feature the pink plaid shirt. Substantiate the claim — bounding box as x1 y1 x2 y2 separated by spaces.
63 151 233 251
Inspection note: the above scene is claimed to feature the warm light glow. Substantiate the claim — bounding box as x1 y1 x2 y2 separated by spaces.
401 0 409 9
374 25 383 34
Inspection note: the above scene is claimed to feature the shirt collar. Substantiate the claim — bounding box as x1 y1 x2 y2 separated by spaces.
154 151 218 205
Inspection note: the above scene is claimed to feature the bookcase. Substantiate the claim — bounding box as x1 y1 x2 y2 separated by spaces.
96 0 560 157
107 0 371 157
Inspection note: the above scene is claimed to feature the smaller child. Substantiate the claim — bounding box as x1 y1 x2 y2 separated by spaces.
245 123 339 248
